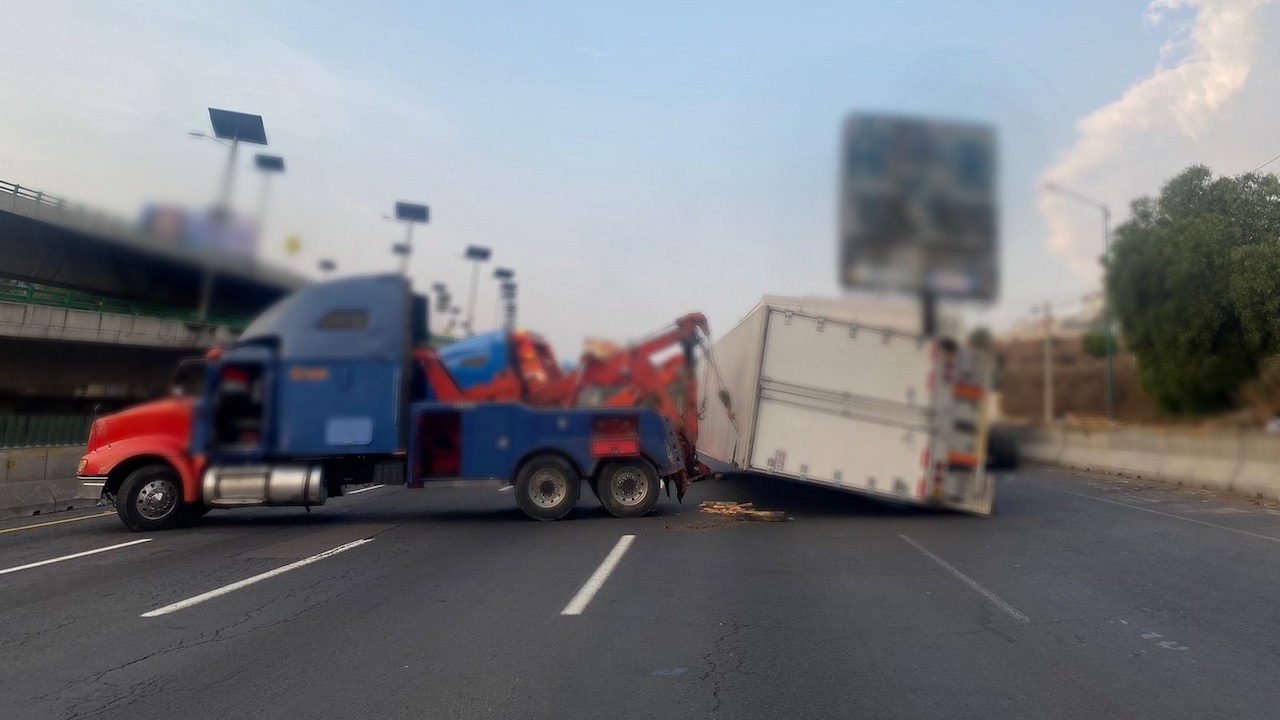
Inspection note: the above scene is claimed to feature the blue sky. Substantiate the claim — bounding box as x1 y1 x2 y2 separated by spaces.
3 0 1278 353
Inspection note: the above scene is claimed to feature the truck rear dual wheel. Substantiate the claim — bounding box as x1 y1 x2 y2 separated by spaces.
116 464 186 532
515 455 581 521
597 460 661 518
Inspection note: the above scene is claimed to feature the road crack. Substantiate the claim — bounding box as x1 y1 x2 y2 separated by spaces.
700 616 745 716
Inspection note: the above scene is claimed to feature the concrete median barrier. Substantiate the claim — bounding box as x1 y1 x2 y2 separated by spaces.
1023 425 1280 499
1234 434 1280 500
0 445 97 520
0 478 95 521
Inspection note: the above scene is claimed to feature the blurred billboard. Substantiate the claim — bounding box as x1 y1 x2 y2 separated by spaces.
839 114 998 302
138 204 256 258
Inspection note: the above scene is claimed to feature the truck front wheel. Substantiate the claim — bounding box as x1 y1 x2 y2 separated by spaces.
515 455 580 521
116 464 186 532
597 460 661 518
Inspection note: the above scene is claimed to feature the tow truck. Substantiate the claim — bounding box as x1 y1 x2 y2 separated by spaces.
77 274 710 530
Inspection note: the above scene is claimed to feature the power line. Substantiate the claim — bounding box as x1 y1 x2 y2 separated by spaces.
1251 151 1280 174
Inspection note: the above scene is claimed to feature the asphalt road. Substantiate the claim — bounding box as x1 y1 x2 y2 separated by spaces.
5 466 1280 719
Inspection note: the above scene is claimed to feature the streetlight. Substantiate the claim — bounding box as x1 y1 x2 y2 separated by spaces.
1044 181 1113 420
194 108 268 322
463 245 492 336
501 280 518 332
430 282 451 314
253 154 285 247
492 267 514 328
447 305 463 335
391 201 429 276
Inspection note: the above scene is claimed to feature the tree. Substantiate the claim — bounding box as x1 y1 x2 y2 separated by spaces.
967 326 993 351
1081 332 1112 359
1106 165 1280 414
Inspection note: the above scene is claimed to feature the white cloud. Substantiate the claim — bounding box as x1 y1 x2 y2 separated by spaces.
1039 0 1277 278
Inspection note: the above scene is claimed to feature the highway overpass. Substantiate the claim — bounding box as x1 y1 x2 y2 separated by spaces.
0 178 310 416
0 178 308 318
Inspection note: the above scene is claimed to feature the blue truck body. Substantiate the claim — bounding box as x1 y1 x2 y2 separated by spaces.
185 274 682 523
407 401 684 485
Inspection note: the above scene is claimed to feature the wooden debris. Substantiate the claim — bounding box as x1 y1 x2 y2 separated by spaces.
699 501 787 522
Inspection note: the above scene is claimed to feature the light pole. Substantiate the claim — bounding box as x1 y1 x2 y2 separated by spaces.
463 245 492 336
501 280 518 332
391 201 429 277
430 283 450 336
193 108 267 322
448 305 463 335
492 267 514 329
1044 181 1114 420
253 154 285 249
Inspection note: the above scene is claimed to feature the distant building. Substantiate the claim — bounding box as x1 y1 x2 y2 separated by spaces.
991 293 1153 421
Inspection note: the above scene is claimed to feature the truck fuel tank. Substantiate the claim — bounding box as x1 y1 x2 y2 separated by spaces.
202 464 327 508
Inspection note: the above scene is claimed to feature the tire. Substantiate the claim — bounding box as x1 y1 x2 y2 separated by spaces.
596 460 661 518
986 428 1020 471
116 464 186 532
184 502 213 522
515 455 581 521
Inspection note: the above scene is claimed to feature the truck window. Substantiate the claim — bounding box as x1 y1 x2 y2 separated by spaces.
316 309 369 330
213 363 265 446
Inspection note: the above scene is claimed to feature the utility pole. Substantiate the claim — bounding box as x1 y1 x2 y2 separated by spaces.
1041 301 1054 425
1102 205 1113 421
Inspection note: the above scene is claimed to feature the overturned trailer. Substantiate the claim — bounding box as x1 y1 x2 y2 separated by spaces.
697 295 995 515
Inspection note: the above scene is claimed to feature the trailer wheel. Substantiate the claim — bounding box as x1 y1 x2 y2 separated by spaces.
515 455 580 521
116 464 185 532
597 460 661 518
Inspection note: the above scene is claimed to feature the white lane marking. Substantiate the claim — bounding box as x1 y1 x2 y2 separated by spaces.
561 534 636 616
141 538 374 617
1053 488 1280 543
498 485 514 493
346 484 385 495
900 534 1030 623
0 539 152 576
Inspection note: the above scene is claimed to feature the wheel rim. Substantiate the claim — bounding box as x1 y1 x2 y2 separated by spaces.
609 466 649 507
136 478 179 521
528 468 567 508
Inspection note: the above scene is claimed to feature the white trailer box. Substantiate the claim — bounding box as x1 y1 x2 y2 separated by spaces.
698 296 994 515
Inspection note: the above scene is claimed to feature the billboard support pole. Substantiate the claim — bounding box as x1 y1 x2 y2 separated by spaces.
921 286 937 338
198 136 239 323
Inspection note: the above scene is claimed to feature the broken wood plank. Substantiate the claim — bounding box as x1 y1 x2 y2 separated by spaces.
698 501 786 522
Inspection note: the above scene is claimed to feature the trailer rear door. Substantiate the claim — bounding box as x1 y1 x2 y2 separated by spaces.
746 309 938 502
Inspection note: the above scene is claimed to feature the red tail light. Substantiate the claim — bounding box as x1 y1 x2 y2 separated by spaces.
591 417 640 457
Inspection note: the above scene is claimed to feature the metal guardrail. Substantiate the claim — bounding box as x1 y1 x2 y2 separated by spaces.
0 415 93 449
0 179 87 214
0 282 251 328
